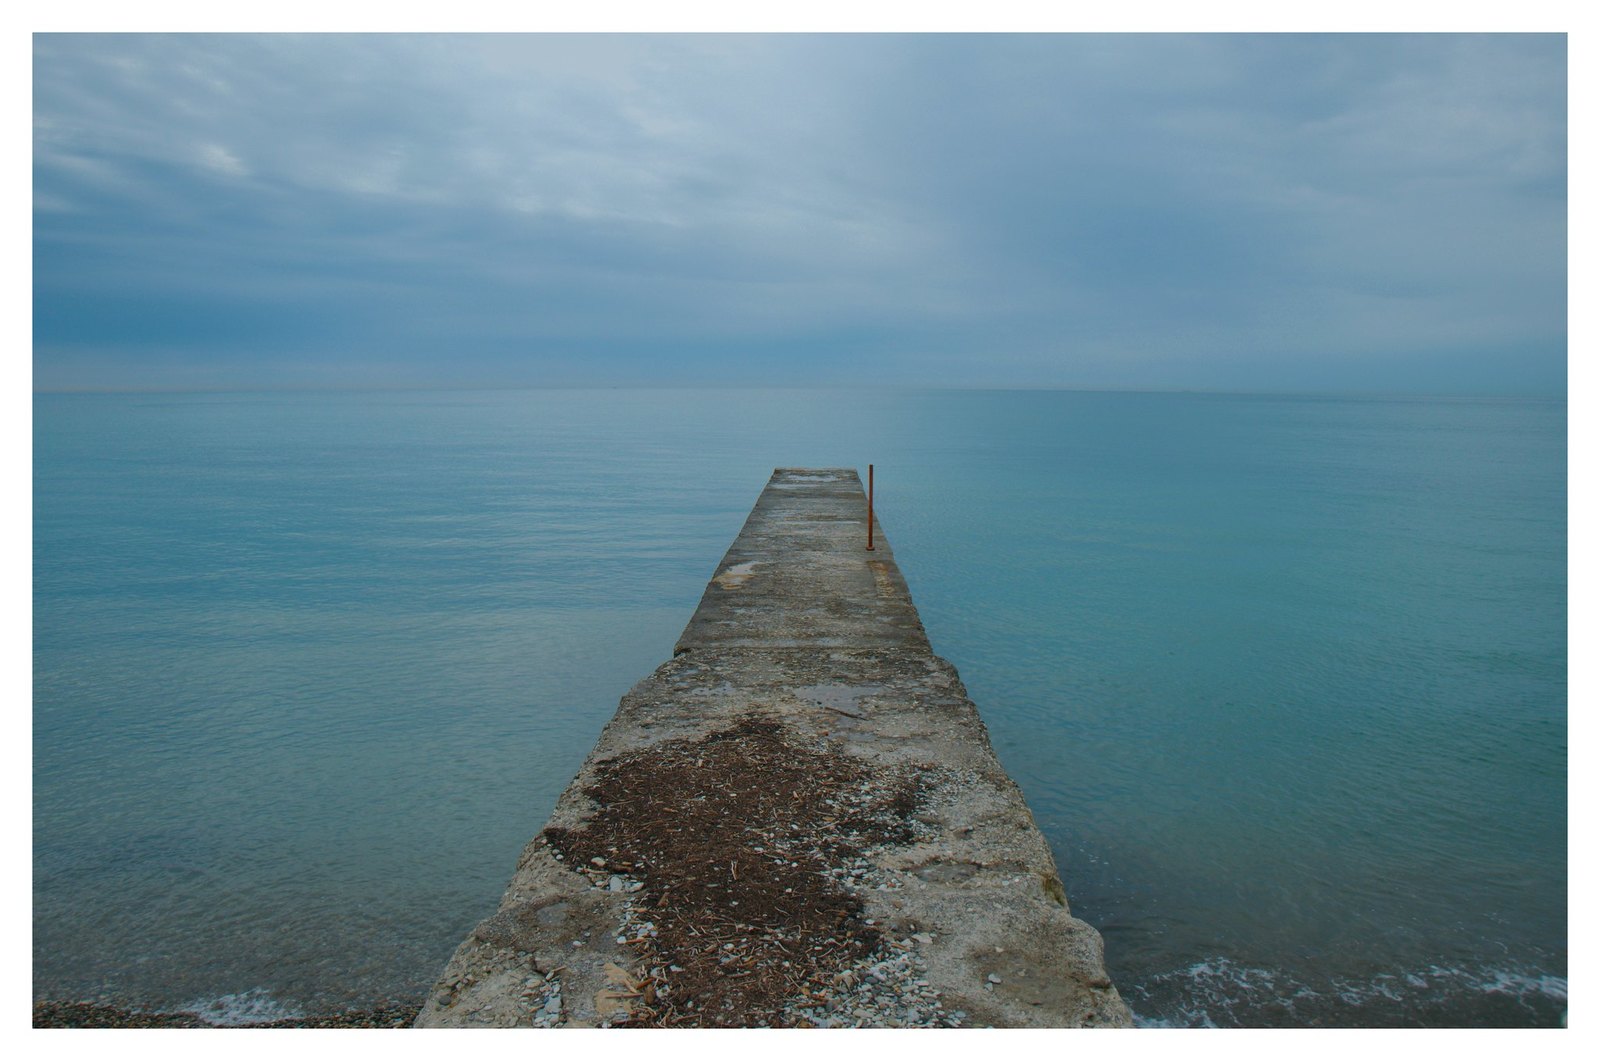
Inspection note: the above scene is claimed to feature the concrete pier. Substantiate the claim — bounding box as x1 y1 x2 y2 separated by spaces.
415 469 1130 1028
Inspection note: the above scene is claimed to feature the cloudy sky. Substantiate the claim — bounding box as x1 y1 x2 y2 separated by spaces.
32 33 1566 393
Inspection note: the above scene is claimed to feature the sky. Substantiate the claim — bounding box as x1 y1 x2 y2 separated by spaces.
31 32 1568 394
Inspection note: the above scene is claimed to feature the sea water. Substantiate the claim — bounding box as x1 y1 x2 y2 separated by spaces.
32 389 1566 1027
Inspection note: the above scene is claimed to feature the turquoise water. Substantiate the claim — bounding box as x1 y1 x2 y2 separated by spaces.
33 389 1566 1027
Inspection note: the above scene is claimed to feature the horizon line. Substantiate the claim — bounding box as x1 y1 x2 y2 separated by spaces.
31 382 1568 402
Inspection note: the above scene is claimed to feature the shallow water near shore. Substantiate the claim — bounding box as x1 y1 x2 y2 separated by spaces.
33 388 1566 1027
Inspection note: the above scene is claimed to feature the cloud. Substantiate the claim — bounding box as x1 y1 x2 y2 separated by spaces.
32 33 1566 392
196 143 249 177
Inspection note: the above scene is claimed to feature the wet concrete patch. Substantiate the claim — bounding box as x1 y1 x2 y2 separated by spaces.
911 860 983 884
794 682 888 720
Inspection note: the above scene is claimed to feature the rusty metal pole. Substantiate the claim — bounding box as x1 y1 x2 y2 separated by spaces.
866 464 874 551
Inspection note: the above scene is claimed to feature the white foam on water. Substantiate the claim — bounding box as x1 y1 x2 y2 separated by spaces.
1129 957 1280 1027
1127 956 1569 1028
1466 967 1568 1002
176 987 304 1026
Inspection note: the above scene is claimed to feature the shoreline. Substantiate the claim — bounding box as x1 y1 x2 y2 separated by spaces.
32 999 423 1029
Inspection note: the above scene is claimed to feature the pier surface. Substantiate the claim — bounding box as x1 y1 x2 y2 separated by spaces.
415 469 1129 1028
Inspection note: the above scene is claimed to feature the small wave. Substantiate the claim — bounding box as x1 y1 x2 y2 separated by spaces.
1126 957 1567 1028
1127 957 1285 1028
175 987 304 1026
1427 965 1568 1003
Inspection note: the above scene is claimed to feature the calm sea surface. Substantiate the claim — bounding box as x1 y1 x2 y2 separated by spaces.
33 389 1566 1027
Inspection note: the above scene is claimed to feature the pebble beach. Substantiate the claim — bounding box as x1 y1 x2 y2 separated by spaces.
32 1000 423 1029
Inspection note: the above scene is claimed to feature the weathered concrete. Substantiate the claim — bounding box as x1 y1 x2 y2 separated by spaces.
415 468 1130 1028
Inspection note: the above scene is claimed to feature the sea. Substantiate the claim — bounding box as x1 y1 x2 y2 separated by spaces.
32 388 1567 1028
